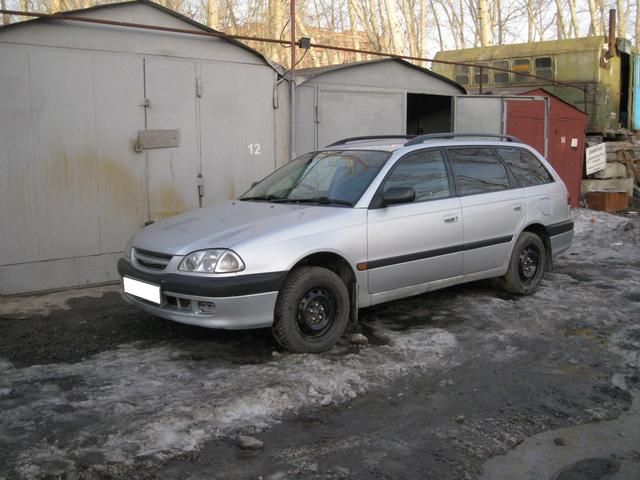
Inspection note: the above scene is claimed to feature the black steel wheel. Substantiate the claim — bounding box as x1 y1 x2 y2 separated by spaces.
518 245 541 284
272 266 350 353
296 287 337 339
497 232 546 295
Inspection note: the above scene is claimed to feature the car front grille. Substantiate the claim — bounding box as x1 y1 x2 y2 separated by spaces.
134 248 173 270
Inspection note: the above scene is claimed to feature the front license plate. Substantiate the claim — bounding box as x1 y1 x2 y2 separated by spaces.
123 277 161 304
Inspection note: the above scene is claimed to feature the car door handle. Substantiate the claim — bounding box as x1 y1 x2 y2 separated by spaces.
444 216 458 223
513 205 522 211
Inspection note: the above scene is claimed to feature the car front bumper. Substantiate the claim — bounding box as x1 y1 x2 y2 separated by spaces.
117 258 284 329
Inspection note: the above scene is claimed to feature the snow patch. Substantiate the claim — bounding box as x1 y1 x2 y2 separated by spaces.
1 329 457 475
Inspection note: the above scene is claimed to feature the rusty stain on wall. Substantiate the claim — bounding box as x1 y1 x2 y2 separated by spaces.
151 185 188 220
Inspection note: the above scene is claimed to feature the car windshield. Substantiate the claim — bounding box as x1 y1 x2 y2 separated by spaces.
240 150 391 206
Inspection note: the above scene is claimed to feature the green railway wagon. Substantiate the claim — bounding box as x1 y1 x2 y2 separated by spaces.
432 37 638 135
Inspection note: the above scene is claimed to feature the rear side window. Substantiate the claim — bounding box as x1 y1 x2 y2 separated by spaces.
446 148 510 196
384 149 450 202
495 147 553 187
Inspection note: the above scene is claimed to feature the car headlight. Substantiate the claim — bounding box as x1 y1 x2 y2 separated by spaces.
179 249 245 273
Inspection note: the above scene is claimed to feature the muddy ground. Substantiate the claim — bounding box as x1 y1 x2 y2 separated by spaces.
1 209 639 480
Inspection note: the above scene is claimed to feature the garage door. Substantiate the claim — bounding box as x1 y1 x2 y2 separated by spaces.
198 62 276 203
316 89 404 148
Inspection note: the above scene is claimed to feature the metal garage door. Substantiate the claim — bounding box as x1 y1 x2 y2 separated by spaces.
143 57 200 221
0 48 277 294
198 62 276 203
0 47 147 294
316 89 405 148
454 96 503 134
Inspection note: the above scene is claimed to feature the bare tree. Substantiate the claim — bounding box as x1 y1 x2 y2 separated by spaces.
1 0 8 25
567 0 580 37
346 0 363 61
477 0 491 46
429 0 444 52
207 0 219 29
554 0 567 39
636 1 640 48
382 0 403 53
493 0 503 44
400 0 419 56
616 0 631 38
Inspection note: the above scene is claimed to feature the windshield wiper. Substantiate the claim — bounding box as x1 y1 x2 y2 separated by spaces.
242 195 354 206
288 196 354 207
240 195 285 202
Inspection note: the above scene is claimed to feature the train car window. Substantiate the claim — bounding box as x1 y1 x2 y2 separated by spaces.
454 65 469 85
513 58 532 83
474 63 489 85
535 57 554 80
492 60 509 85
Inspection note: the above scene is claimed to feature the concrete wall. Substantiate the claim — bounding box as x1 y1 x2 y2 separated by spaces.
0 3 288 294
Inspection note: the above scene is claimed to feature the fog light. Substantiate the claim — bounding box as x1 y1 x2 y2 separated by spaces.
198 301 216 314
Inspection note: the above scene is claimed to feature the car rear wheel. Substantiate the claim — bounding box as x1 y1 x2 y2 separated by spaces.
272 266 350 353
497 232 546 295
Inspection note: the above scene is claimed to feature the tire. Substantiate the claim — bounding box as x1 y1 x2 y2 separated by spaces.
272 266 350 353
497 232 546 295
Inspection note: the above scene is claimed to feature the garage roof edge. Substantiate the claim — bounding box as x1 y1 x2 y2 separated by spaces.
0 0 285 75
296 58 467 93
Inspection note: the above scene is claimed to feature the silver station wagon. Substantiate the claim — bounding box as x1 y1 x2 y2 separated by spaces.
119 134 574 353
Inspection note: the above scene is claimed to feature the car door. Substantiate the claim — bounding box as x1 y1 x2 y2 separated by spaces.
366 148 463 294
493 146 559 220
445 147 527 275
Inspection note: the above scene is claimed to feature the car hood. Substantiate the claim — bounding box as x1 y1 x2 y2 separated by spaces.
132 200 348 255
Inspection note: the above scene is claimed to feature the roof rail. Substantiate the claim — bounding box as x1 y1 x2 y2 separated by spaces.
404 133 521 146
327 135 415 147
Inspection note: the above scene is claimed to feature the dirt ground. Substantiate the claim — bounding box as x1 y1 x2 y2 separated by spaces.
1 208 639 480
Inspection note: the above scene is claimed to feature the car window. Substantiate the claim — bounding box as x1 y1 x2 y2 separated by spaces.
446 148 510 196
383 149 450 202
494 147 553 187
240 150 390 205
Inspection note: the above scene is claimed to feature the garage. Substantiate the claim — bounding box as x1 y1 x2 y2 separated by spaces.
293 58 466 155
507 88 588 208
0 0 289 294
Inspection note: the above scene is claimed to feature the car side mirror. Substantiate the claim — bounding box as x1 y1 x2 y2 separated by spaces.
251 181 259 188
382 187 415 207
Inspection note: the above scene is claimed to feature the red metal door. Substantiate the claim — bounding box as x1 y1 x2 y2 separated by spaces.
549 118 584 207
505 100 546 155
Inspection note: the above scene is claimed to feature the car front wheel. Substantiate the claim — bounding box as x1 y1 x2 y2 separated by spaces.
497 232 546 295
272 266 350 353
